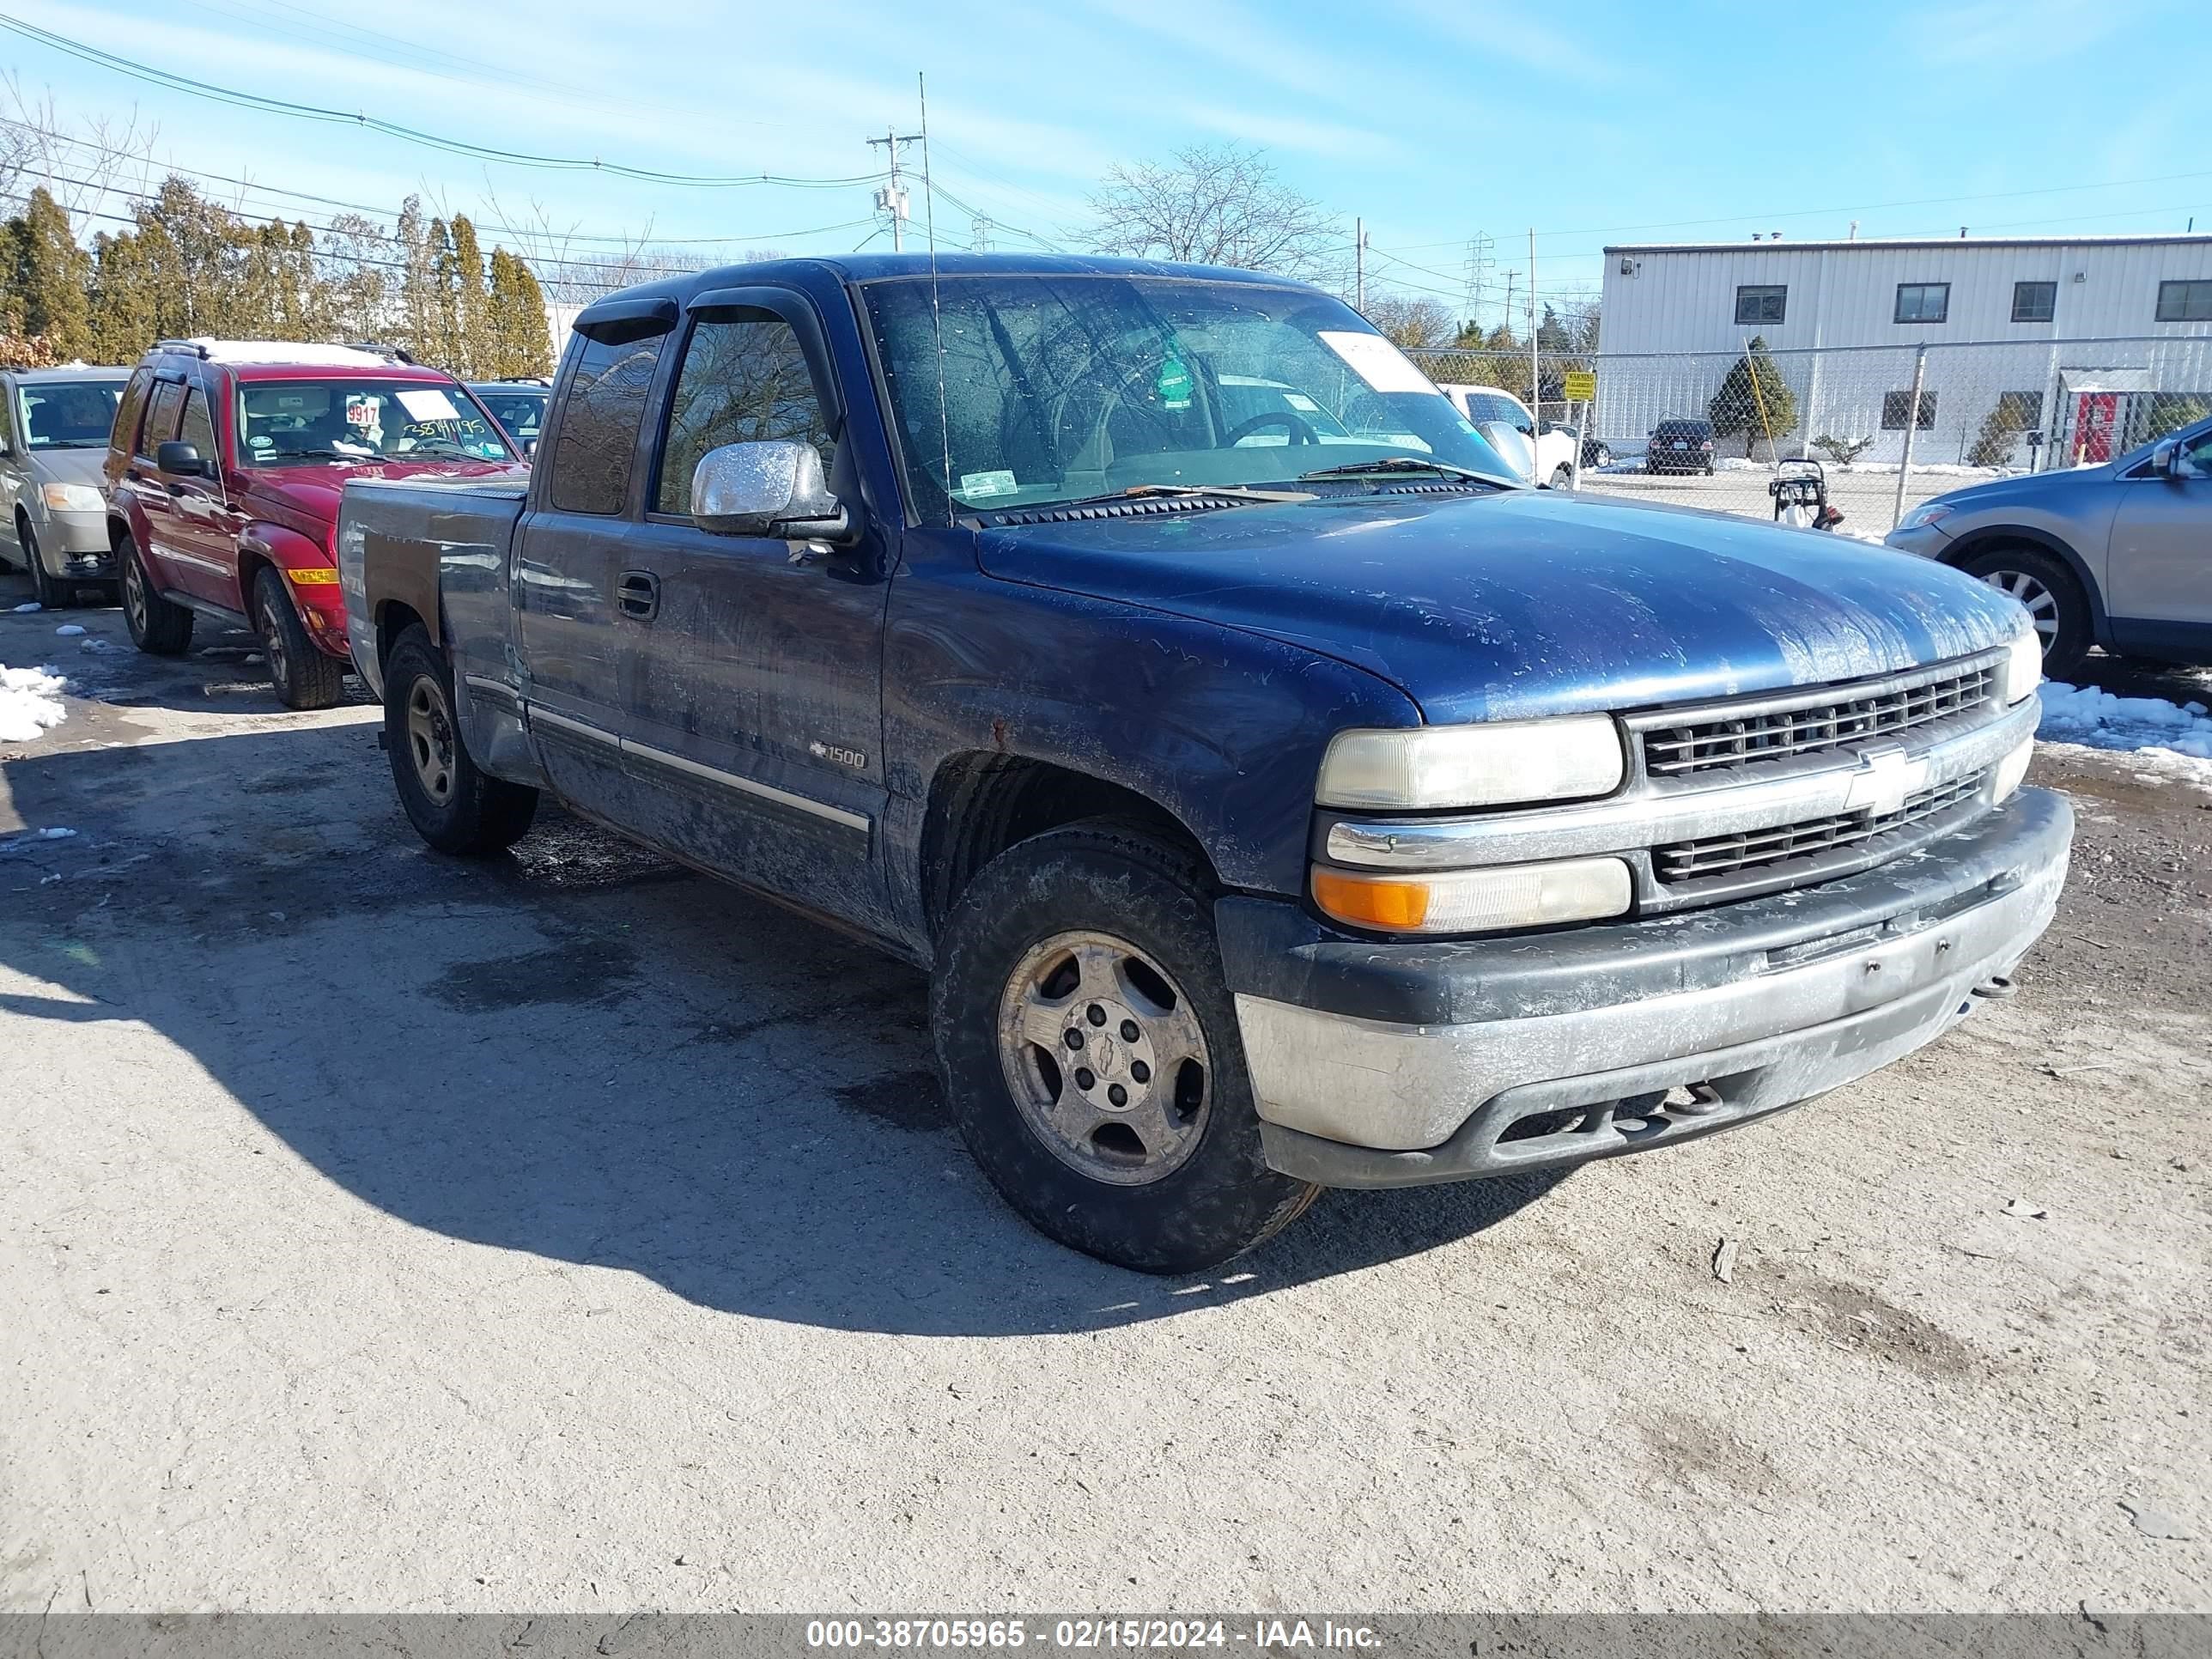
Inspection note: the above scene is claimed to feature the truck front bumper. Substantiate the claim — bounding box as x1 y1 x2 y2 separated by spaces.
1218 787 2071 1189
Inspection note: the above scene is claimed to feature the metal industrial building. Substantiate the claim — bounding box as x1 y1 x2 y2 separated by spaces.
1595 234 2212 467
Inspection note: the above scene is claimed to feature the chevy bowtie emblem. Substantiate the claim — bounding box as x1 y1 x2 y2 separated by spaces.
1841 743 1927 817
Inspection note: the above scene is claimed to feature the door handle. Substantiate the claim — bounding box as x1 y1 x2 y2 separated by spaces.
617 569 659 619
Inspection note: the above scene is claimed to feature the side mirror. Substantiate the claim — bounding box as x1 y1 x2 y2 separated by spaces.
691 439 849 541
156 441 204 477
2151 440 2185 478
521 438 538 459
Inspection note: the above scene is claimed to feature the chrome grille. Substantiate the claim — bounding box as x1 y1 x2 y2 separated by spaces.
1653 769 1988 884
1643 662 1996 777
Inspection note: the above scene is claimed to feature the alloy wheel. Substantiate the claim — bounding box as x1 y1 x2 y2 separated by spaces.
1981 568 2060 647
996 930 1212 1187
405 676 457 805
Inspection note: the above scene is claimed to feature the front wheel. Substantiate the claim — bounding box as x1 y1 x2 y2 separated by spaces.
22 520 65 610
253 567 346 710
383 626 538 854
1958 545 2090 678
931 821 1320 1273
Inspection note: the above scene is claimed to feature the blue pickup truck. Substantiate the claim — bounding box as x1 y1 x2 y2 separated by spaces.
338 253 2070 1273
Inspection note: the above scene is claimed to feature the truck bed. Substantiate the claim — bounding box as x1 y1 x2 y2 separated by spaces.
338 474 530 701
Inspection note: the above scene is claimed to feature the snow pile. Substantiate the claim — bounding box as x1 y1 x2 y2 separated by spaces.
53 623 85 637
11 602 40 613
2039 680 2212 782
0 663 70 743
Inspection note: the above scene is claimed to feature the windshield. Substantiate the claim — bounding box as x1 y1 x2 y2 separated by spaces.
473 387 548 444
861 273 1518 514
19 380 125 449
236 379 514 466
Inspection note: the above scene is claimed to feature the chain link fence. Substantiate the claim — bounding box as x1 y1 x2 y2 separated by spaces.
1410 335 2212 536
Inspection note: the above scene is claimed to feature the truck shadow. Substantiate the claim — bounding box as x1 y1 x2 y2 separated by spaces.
2 717 1560 1339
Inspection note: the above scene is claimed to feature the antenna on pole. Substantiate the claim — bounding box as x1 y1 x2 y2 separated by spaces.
918 70 953 528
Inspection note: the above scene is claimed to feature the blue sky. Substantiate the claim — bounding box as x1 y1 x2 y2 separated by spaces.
3 0 2209 322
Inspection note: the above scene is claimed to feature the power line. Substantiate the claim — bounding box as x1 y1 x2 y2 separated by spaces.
0 121 884 253
0 14 891 190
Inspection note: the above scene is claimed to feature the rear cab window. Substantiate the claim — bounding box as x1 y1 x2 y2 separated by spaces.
177 386 220 468
546 332 670 515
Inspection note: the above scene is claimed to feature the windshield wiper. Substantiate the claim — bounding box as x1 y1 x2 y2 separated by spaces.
1296 456 1498 484
1036 483 1315 511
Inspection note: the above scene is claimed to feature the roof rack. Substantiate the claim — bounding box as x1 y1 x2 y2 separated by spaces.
153 338 212 359
343 342 418 365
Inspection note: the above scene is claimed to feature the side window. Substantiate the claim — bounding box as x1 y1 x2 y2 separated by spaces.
137 380 186 459
112 368 150 457
545 331 669 516
654 311 833 516
176 387 218 466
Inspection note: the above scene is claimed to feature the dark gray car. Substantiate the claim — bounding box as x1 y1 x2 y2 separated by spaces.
1885 413 2212 677
0 365 129 607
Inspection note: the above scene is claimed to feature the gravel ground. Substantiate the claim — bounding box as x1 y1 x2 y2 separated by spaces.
2 584 2207 1614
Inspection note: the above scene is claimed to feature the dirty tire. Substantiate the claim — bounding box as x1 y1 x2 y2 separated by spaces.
383 625 538 854
252 566 345 710
931 819 1321 1273
118 531 192 655
1956 544 2089 679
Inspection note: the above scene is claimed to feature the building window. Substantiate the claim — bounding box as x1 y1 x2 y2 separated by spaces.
1881 390 1939 431
1735 284 1786 325
1894 283 1950 324
2156 280 2212 322
2011 282 2057 324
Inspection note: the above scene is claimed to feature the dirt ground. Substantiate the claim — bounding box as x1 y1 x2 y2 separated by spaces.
2 579 2207 1614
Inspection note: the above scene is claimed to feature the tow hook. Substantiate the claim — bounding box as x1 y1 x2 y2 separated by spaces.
1972 975 2019 1000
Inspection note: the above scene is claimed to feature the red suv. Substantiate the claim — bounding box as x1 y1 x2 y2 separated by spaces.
104 341 523 708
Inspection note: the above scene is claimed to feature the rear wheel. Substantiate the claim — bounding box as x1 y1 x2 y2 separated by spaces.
252 566 346 710
118 532 193 655
383 626 538 854
931 820 1320 1273
1958 544 2089 678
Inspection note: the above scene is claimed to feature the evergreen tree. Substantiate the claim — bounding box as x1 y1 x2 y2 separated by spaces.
484 248 552 379
449 216 489 376
1709 335 1799 457
3 188 94 358
394 196 436 362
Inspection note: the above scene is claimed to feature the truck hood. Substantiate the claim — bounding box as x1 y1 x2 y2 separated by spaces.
241 459 523 526
974 489 2027 722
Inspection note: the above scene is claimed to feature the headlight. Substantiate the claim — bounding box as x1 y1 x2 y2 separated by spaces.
40 482 102 514
1992 736 2033 803
2001 629 2042 703
1312 857 1632 935
1317 715 1625 811
1896 503 1952 532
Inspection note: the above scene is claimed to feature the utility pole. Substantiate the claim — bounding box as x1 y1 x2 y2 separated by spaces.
1528 228 1540 422
1354 217 1367 311
1499 270 1519 341
866 126 921 252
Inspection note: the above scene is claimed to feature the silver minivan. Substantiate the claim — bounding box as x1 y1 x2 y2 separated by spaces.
0 365 130 607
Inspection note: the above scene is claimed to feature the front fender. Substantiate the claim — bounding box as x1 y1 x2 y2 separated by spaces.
885 532 1421 919
241 520 348 649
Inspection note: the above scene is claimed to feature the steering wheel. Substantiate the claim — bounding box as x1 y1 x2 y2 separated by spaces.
1224 410 1319 447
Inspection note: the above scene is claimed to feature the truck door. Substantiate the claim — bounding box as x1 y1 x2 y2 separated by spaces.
512 299 678 821
163 380 247 611
614 288 892 923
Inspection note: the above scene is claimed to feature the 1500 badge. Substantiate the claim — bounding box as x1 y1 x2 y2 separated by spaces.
809 740 868 769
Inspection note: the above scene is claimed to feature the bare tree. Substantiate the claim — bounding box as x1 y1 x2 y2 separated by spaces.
1083 143 1338 281
0 76 159 237
1359 290 1457 349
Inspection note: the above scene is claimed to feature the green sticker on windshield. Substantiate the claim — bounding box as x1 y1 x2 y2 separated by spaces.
1157 349 1194 411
